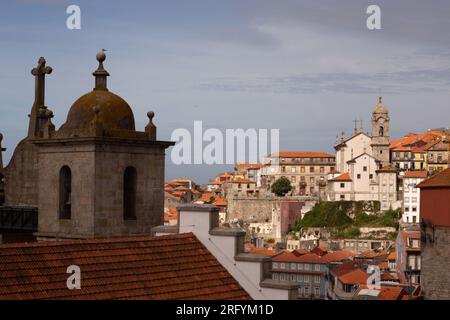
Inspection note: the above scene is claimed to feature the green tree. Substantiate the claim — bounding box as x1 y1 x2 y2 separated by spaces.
271 176 292 196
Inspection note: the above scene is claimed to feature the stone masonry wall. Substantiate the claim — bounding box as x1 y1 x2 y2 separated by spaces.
226 197 275 222
421 226 450 300
4 139 39 207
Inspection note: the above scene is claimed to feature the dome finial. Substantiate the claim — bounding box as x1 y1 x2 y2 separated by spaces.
145 111 157 141
93 50 109 91
379 96 382 103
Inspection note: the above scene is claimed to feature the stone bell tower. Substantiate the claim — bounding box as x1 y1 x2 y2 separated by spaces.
4 57 56 207
371 97 390 167
35 51 174 241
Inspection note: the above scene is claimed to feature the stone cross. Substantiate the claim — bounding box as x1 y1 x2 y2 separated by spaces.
31 57 53 108
28 57 53 138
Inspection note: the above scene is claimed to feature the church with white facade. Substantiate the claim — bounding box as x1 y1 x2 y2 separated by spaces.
327 98 400 211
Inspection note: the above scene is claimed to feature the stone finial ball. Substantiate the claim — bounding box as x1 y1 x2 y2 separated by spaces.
96 50 106 63
147 111 155 119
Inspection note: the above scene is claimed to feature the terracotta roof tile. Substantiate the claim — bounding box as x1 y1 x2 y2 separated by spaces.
404 171 428 178
338 269 368 285
0 233 250 300
417 168 450 188
355 285 405 300
272 152 335 158
330 172 352 181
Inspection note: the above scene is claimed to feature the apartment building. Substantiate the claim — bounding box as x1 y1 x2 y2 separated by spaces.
261 152 335 198
402 171 427 224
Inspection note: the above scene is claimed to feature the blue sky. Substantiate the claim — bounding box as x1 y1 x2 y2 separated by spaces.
1 0 450 183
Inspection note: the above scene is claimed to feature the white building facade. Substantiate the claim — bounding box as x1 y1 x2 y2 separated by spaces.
327 98 399 210
402 171 427 224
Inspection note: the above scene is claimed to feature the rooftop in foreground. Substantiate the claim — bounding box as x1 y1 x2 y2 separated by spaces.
0 233 251 300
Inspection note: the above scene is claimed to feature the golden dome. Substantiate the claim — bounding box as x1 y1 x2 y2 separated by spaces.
60 90 135 132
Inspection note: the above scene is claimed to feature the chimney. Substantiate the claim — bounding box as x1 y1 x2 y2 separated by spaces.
177 204 220 235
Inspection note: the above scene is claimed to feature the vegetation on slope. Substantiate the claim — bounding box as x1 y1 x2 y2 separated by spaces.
294 201 401 239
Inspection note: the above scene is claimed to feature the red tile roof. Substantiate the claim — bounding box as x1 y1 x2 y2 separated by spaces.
338 269 368 285
404 171 428 178
355 285 405 300
330 172 352 181
250 249 277 257
273 250 354 264
357 249 387 259
229 178 256 184
310 246 328 256
212 198 227 206
417 168 450 188
208 180 224 185
390 131 442 150
292 249 308 256
0 233 251 300
321 250 355 263
272 152 335 158
380 272 396 281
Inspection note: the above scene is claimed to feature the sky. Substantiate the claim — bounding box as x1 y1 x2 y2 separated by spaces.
1 0 450 183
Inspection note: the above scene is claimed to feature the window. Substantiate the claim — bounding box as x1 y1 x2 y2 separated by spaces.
314 287 320 297
290 274 297 282
340 183 345 188
412 207 417 212
357 174 361 179
310 177 315 183
59 166 72 220
273 273 279 280
291 176 296 183
363 166 367 172
123 166 137 220
291 167 296 173
280 263 286 270
369 174 373 179
320 167 324 173
340 195 345 200
379 126 384 136
408 255 416 269
297 263 303 270
314 275 320 283
291 263 297 270
297 274 303 283
405 206 410 212
314 264 321 271
304 286 310 296
310 167 315 173
272 262 279 269
301 167 305 173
